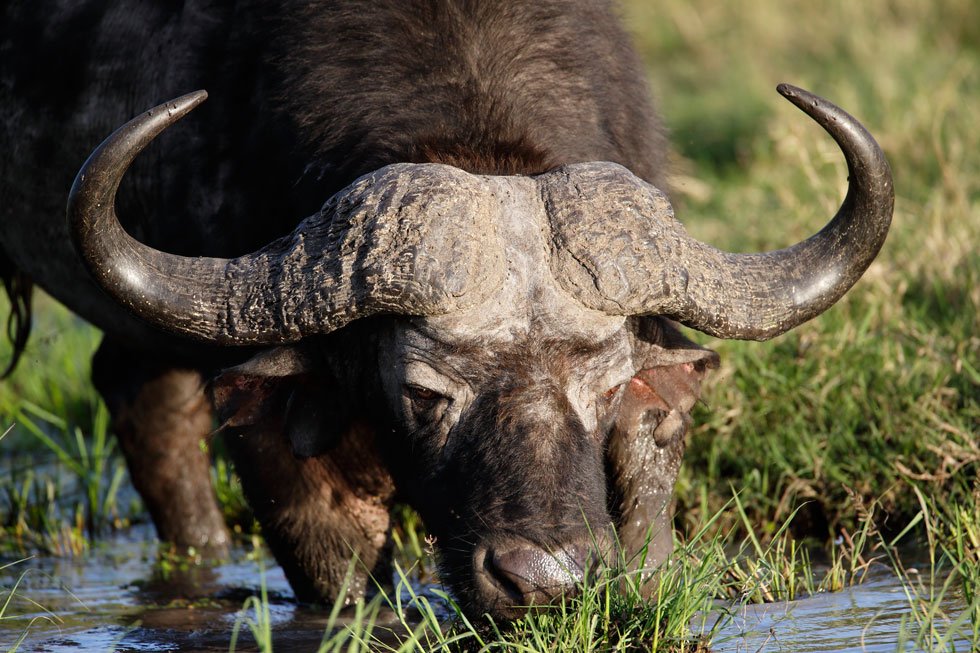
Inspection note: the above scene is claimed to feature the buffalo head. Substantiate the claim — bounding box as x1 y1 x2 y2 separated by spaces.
67 85 892 620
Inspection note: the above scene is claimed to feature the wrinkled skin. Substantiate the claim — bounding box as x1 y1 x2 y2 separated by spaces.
374 316 715 618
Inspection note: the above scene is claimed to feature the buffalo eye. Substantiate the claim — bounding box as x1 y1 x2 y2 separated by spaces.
603 384 623 399
409 386 441 402
404 385 449 419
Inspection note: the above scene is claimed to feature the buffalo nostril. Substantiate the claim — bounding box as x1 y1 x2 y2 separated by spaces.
487 544 590 606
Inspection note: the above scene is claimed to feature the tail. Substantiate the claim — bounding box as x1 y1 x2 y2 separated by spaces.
0 251 33 378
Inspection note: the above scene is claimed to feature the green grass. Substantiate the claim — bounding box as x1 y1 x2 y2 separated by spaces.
229 512 733 653
621 0 980 543
0 402 127 555
223 494 974 652
896 480 980 647
3 0 980 649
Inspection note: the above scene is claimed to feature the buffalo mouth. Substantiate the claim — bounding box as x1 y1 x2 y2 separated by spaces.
455 529 613 622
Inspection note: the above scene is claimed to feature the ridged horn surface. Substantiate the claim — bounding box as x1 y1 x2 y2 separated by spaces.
546 84 893 340
67 94 504 345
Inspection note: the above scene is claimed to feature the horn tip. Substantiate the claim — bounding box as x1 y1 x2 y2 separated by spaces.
166 90 209 120
776 83 819 110
776 82 800 96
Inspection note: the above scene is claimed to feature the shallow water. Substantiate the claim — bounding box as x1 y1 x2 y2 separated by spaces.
0 528 442 652
711 564 972 652
0 532 973 652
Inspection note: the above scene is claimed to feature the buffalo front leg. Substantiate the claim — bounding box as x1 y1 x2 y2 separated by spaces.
224 407 396 605
92 338 229 550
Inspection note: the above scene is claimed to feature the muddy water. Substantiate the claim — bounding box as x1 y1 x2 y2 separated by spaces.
0 533 972 652
0 528 443 652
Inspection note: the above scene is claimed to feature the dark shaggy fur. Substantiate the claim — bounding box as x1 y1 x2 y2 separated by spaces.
275 0 668 191
2 0 678 618
1 0 666 347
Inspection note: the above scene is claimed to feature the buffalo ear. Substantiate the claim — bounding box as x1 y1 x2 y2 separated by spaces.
208 345 309 424
283 378 346 458
209 347 310 428
609 318 719 580
210 345 345 457
618 317 719 446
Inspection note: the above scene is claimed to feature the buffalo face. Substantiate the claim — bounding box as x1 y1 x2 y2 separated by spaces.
66 85 892 620
376 310 635 619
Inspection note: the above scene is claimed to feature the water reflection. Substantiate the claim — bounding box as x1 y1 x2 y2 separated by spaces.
0 527 442 652
0 532 972 651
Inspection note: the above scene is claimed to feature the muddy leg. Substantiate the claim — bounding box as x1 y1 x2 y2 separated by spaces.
92 338 229 550
224 395 396 605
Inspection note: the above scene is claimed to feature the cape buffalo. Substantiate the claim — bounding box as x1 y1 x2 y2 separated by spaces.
0 0 891 621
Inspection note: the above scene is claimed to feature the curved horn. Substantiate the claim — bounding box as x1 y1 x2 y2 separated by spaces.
548 84 893 340
68 93 503 345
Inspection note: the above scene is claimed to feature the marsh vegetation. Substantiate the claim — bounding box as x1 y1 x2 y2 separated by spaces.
2 0 978 649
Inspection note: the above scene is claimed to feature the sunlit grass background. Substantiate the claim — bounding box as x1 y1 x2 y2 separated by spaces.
1 0 978 649
623 0 979 540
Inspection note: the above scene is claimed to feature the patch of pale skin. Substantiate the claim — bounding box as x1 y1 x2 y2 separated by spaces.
378 175 637 436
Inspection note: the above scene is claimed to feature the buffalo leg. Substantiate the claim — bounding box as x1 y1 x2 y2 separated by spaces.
92 338 229 550
224 400 396 605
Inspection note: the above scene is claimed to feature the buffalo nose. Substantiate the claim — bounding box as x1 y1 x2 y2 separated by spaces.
486 542 590 607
